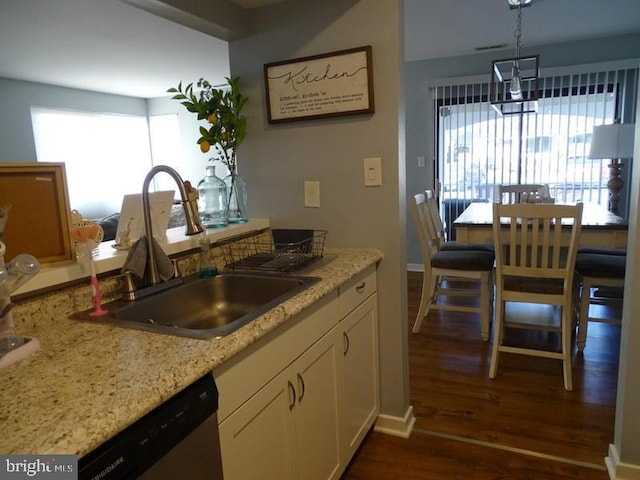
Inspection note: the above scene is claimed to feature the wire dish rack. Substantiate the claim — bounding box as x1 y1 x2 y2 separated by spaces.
221 229 327 273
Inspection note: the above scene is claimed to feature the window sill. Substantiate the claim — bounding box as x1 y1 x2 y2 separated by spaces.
14 218 271 296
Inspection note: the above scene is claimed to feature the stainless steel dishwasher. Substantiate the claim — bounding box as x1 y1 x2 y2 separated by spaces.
79 373 223 479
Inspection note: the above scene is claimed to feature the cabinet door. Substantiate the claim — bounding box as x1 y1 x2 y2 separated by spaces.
338 294 379 461
292 330 341 480
219 369 298 480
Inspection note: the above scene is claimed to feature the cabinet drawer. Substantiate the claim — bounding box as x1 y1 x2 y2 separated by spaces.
338 265 377 318
214 290 339 422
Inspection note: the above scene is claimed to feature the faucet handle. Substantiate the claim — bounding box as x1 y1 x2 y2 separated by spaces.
184 180 198 203
183 181 204 235
120 272 137 301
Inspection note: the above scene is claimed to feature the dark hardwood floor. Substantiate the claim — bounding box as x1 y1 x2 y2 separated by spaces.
342 271 619 479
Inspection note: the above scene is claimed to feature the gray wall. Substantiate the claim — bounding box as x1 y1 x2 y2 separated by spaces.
228 0 410 421
616 105 640 470
405 33 640 267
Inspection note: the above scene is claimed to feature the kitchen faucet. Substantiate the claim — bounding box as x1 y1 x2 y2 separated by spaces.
121 166 203 300
143 165 203 285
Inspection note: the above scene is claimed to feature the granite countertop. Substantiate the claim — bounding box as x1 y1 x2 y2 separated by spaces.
0 248 382 457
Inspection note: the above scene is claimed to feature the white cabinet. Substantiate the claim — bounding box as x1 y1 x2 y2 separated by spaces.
337 294 379 463
215 266 378 480
218 368 297 480
219 329 341 480
290 330 341 480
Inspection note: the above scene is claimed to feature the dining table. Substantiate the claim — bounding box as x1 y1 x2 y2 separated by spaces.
453 201 628 249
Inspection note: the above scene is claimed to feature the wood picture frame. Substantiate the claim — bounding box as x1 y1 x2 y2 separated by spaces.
264 45 374 124
0 162 74 265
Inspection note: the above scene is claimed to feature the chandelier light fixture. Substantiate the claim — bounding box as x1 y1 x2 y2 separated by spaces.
490 0 539 115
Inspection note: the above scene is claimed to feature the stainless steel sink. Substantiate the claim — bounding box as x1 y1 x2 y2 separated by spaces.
72 273 320 339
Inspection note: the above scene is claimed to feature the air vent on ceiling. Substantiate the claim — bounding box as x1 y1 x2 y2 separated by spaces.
475 44 508 52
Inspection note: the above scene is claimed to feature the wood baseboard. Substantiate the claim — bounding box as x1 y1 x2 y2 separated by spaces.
606 444 640 480
373 405 416 439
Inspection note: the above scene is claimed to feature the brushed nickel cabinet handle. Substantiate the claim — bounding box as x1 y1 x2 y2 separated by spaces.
287 380 296 410
297 373 305 402
356 282 366 292
343 332 350 356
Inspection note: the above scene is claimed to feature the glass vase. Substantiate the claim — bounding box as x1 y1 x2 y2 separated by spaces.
224 173 248 223
197 165 228 228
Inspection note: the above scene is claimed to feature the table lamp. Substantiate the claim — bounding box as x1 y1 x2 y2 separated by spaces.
588 121 635 215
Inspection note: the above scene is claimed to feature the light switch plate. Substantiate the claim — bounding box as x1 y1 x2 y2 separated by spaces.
364 157 382 186
304 180 320 207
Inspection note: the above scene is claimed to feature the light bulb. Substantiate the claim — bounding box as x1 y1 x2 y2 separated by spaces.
510 65 523 101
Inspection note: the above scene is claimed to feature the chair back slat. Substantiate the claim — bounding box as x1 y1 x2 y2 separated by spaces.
498 184 548 204
552 216 563 268
531 218 540 267
540 219 550 266
493 202 583 287
410 193 436 262
424 190 447 247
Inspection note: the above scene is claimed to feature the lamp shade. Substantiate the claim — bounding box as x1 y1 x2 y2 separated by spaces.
588 123 635 159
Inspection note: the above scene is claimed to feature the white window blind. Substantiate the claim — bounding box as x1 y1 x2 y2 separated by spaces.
31 108 154 219
432 65 638 237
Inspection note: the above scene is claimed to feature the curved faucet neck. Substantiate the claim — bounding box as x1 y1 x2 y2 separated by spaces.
142 165 203 285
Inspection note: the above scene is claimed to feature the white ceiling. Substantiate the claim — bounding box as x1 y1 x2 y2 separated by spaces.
404 0 640 62
0 0 639 99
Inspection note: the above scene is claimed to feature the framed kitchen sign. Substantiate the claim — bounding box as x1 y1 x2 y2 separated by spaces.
264 45 374 124
0 162 74 264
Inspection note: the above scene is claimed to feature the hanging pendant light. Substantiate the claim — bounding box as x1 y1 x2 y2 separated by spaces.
490 0 539 115
509 64 523 100
507 0 532 7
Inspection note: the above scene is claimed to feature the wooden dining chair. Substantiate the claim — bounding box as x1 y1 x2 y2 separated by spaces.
490 202 583 390
574 249 626 352
498 184 548 204
424 190 494 252
410 193 495 339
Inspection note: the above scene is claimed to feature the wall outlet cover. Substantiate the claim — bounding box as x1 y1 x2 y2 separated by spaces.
364 157 382 186
304 180 321 207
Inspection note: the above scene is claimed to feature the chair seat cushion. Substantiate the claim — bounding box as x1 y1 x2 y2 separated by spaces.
431 250 495 271
577 247 626 256
575 253 626 278
503 276 564 294
440 242 495 253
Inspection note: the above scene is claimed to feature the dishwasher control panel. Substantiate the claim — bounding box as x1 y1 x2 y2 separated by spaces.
79 374 219 480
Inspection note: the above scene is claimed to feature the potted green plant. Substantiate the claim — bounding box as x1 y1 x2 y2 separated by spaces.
168 77 249 223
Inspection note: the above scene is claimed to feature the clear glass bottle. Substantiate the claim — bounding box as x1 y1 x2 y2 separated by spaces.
0 252 38 354
197 166 228 228
224 173 248 223
0 253 40 297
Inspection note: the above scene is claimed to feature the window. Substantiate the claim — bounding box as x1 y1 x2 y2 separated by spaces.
433 67 638 211
31 108 154 219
